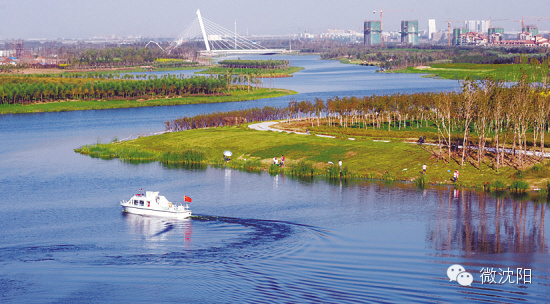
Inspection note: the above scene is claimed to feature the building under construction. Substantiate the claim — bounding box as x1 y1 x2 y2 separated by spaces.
453 28 469 45
522 25 539 35
364 21 381 45
400 20 419 45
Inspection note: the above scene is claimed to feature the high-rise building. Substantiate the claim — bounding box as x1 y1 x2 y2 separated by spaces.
401 20 419 45
364 21 382 45
465 20 480 32
480 20 490 35
428 19 436 40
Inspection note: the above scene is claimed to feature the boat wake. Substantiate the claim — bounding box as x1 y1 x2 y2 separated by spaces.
93 214 331 266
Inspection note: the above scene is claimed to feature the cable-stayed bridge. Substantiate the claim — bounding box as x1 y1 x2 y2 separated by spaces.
168 9 286 55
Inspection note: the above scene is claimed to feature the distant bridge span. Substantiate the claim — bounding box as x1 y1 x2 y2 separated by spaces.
169 9 286 55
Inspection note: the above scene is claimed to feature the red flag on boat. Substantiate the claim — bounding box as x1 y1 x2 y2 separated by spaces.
184 196 192 202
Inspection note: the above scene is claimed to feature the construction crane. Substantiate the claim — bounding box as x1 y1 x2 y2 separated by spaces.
514 16 550 31
372 8 414 46
446 19 462 46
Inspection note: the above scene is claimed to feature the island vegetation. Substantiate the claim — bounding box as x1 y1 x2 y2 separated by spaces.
0 58 303 114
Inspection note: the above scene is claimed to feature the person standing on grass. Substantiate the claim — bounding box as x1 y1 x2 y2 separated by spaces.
273 157 278 166
281 155 285 167
453 170 459 182
422 164 427 175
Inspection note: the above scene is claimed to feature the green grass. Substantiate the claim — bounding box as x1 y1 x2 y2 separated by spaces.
75 124 533 189
395 63 547 82
197 66 304 77
0 88 297 114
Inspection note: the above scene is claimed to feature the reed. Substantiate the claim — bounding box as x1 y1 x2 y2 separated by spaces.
268 164 283 175
414 175 428 188
160 150 206 164
289 160 316 177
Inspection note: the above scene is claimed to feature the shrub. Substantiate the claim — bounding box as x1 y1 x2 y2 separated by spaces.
486 180 507 192
510 180 529 192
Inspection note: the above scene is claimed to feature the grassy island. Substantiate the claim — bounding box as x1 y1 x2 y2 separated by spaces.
197 59 304 78
74 122 550 193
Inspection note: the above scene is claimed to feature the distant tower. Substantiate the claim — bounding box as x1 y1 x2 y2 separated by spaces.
401 20 419 45
428 19 436 40
364 21 382 45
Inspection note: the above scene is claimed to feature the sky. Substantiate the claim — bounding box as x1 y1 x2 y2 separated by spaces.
1 0 549 39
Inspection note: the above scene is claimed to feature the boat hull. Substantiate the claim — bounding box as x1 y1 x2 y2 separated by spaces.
122 205 192 219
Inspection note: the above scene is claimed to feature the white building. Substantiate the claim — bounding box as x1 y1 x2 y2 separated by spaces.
428 19 436 40
466 20 480 32
480 20 490 35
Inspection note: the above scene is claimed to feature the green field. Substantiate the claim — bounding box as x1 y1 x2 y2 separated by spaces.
396 63 548 82
74 124 549 190
0 88 296 114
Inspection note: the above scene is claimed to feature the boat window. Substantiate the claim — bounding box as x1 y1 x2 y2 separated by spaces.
133 200 138 205
140 200 144 206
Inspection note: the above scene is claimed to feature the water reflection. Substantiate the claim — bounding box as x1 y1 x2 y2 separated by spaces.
224 167 231 192
429 188 547 254
162 162 207 171
122 213 193 248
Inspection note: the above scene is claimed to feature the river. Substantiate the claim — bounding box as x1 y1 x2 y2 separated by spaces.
0 55 548 303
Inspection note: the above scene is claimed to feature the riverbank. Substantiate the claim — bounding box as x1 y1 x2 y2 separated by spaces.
74 121 550 192
0 88 296 114
332 58 548 82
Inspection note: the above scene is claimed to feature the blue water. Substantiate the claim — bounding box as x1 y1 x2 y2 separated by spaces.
1 55 549 303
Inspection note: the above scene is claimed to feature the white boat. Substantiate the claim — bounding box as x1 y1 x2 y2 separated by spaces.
120 190 192 219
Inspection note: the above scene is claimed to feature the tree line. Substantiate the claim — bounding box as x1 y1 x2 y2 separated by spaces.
166 76 550 171
218 59 289 69
165 106 286 131
0 74 228 104
321 46 550 69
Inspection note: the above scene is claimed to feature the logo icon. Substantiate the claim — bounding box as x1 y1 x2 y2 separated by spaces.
447 264 473 287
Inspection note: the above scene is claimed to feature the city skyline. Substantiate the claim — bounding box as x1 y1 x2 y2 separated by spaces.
0 0 549 39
